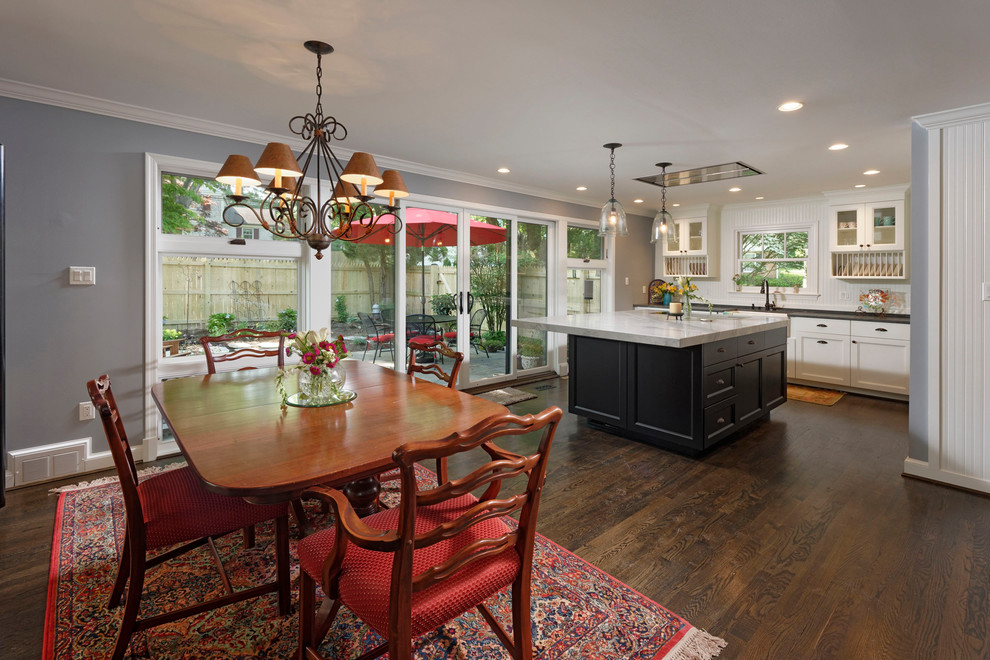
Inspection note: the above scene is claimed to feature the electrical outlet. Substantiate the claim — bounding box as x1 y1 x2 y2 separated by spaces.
79 402 95 421
839 290 850 301
642 285 647 294
624 277 629 285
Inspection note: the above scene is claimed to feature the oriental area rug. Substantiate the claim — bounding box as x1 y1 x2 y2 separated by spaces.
44 465 725 659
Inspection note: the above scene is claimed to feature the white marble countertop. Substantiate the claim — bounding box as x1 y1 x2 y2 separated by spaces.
512 310 788 348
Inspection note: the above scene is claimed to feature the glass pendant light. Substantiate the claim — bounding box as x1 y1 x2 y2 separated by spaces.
598 143 629 237
650 162 673 244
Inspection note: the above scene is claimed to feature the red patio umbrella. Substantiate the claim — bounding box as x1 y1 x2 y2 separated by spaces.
351 208 507 314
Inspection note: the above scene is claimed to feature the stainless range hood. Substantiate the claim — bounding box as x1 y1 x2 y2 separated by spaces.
635 161 763 188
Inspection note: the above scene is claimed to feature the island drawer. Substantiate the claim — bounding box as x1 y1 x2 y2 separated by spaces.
703 338 738 365
704 398 738 446
791 317 850 336
704 364 736 403
738 333 765 355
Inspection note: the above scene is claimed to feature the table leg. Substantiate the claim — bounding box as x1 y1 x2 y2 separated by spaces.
342 477 381 517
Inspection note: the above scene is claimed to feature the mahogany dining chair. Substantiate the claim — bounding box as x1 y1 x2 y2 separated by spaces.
200 327 285 374
87 374 290 660
297 406 563 660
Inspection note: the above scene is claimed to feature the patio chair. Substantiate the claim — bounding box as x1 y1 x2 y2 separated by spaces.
406 314 443 358
358 312 395 364
441 308 490 357
200 328 285 374
87 374 290 660
297 406 564 660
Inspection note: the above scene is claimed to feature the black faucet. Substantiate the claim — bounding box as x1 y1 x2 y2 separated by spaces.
760 279 776 311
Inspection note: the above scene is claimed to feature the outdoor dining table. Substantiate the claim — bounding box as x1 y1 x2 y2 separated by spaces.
151 360 507 517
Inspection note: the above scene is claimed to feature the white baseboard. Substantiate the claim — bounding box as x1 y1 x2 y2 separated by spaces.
903 457 990 494
6 437 164 488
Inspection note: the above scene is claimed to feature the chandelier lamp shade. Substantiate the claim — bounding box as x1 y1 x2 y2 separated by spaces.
598 143 629 237
216 40 408 259
650 162 673 244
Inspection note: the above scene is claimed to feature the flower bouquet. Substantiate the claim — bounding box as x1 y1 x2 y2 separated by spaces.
275 328 350 406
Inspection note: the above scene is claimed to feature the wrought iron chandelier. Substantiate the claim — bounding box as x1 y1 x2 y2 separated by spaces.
215 40 408 260
598 143 629 237
650 162 672 244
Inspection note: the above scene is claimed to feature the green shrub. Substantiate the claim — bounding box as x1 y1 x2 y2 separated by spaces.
481 330 506 352
207 312 235 336
333 296 348 322
162 328 182 341
518 336 545 357
431 293 457 316
268 308 297 333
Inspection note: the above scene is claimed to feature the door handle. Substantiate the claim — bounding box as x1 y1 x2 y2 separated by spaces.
852 340 857 344
716 417 726 424
715 378 725 386
457 291 464 314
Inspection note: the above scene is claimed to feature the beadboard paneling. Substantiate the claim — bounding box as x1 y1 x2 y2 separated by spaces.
689 199 911 314
939 121 989 482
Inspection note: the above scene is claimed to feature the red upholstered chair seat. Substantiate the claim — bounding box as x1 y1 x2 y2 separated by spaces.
139 466 287 550
298 493 520 638
368 332 394 343
408 334 442 348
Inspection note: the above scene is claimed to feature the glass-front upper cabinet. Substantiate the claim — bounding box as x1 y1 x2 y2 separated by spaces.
664 217 707 255
829 201 904 251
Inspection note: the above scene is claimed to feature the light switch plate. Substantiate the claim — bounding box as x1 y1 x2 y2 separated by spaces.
69 266 95 286
984 282 990 301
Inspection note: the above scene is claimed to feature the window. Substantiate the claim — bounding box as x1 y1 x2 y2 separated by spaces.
236 227 260 240
737 228 812 289
567 226 603 260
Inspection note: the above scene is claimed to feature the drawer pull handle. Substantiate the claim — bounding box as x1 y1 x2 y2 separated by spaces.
717 347 726 353
716 417 725 424
747 339 756 345
816 323 828 327
817 340 828 344
852 340 857 344
875 327 888 332
715 378 725 385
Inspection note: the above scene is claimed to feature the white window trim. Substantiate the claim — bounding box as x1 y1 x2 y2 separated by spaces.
143 152 330 459
733 223 819 296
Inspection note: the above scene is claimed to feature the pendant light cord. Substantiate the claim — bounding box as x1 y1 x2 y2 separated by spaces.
609 148 617 199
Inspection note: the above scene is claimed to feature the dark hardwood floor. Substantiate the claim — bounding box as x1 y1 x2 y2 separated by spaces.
2 379 988 658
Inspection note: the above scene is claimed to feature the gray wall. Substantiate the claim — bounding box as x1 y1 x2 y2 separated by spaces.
0 96 652 454
907 120 928 461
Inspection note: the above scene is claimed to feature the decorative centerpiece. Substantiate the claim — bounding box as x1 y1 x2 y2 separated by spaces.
676 276 701 317
657 281 680 306
276 329 355 407
857 289 890 317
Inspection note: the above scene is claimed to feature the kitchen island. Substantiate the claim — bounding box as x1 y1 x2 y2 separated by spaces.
513 310 789 454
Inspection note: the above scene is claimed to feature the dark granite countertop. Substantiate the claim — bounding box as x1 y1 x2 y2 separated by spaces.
633 303 910 324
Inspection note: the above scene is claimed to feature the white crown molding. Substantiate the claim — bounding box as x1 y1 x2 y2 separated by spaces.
913 101 990 129
0 77 596 209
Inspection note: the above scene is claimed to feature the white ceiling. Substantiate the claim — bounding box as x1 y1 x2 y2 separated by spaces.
3 0 990 213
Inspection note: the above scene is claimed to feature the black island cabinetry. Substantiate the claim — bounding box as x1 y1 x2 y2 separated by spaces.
568 326 787 454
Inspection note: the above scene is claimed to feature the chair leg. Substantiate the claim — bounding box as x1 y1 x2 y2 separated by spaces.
511 579 534 660
242 525 255 548
108 533 130 609
111 548 146 660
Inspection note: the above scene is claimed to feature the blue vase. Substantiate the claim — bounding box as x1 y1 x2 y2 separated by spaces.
663 292 672 306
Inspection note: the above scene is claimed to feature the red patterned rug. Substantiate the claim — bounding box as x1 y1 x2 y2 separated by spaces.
44 465 725 659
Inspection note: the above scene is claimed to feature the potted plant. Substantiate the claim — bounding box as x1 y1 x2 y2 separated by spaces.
518 336 545 370
731 274 743 291
162 327 182 356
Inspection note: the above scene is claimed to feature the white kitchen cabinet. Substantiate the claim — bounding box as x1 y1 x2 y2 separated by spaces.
664 217 706 255
826 186 909 279
830 200 905 252
849 320 910 394
789 316 909 397
796 334 851 385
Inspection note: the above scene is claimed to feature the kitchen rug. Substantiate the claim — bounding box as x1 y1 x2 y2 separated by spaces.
44 465 725 659
475 386 538 406
787 384 846 406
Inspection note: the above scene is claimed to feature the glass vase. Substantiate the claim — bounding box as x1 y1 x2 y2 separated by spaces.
298 363 346 404
684 296 692 318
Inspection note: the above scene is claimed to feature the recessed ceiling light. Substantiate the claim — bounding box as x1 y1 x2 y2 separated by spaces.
777 101 803 112
672 203 680 207
497 167 510 174
863 169 879 175
729 187 741 192
755 196 764 200
576 186 587 191
829 143 849 151
633 199 644 204
855 184 866 188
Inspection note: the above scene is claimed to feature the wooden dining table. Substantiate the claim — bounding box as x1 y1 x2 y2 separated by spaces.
151 360 507 516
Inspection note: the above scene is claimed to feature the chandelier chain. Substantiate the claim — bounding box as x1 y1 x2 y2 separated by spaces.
315 52 324 118
609 148 616 199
